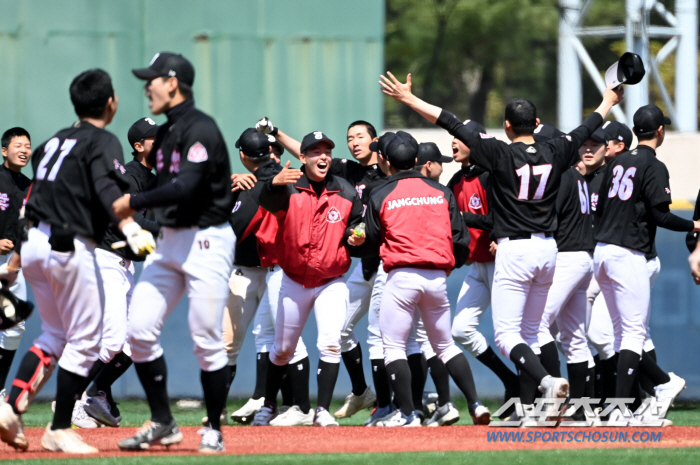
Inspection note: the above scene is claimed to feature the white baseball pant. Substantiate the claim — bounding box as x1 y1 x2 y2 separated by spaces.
95 248 134 362
222 266 268 366
270 273 345 366
538 251 593 364
128 223 234 371
0 252 27 351
253 266 308 363
367 264 386 360
491 234 558 358
593 243 649 355
452 261 495 357
21 222 102 376
340 264 375 353
380 268 462 366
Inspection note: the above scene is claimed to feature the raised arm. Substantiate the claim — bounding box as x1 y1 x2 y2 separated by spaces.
380 72 442 124
255 117 302 159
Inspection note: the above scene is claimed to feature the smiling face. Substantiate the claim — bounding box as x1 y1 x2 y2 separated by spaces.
579 138 605 173
2 136 32 172
300 141 333 182
452 136 471 165
347 125 377 165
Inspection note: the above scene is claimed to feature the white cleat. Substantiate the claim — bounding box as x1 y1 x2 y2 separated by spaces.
231 397 265 425
333 386 376 419
655 373 686 407
629 412 673 428
270 406 314 426
425 402 460 427
470 404 491 425
539 376 569 422
0 402 28 450
41 423 98 454
313 407 339 426
250 405 277 426
72 398 101 429
375 410 421 427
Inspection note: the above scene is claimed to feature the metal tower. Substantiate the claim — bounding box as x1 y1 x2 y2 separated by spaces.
558 0 697 132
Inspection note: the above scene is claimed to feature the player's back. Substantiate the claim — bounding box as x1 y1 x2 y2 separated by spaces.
26 121 126 241
594 146 670 254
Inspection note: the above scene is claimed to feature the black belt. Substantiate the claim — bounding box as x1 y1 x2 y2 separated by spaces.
507 232 554 241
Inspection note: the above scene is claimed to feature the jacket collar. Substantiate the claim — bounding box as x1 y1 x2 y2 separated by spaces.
387 170 426 182
294 172 342 194
165 99 195 124
460 164 485 178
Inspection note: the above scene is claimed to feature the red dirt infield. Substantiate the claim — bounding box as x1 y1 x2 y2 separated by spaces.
1 426 699 459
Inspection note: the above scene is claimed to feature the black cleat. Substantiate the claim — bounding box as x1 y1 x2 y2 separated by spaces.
118 419 183 450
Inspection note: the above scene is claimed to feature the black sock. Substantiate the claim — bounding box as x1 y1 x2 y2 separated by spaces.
252 353 268 400
510 343 549 383
593 354 602 399
518 369 540 405
477 346 519 388
263 360 288 409
201 365 231 431
639 349 670 386
0 348 17 390
52 367 87 430
567 361 588 400
280 371 293 406
8 349 45 414
316 361 339 411
386 360 413 416
289 357 311 413
426 356 451 406
341 345 368 396
445 354 479 406
599 356 616 404
371 359 392 408
615 349 641 398
539 342 561 377
585 367 595 398
134 356 172 424
87 352 133 403
407 353 427 411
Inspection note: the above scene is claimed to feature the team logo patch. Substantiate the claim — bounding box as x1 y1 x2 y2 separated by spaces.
341 159 347 164
113 159 126 174
479 133 493 139
170 150 181 173
469 193 483 209
355 184 366 198
145 117 156 125
665 187 671 194
526 146 537 153
591 192 599 211
0 192 9 211
187 142 208 163
314 131 323 140
156 148 164 172
326 206 342 223
564 135 572 142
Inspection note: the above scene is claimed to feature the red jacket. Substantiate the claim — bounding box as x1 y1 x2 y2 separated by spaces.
447 165 494 263
260 173 364 288
363 171 470 272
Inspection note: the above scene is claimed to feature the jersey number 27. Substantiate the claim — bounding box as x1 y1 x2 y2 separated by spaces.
516 164 552 200
36 138 77 181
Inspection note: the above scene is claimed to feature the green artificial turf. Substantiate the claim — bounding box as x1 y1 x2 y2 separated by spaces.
5 448 700 465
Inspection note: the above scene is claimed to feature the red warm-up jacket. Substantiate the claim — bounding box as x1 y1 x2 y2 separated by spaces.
260 173 364 288
362 170 470 272
446 165 494 264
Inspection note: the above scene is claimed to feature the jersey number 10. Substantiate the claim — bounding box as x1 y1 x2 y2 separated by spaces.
515 164 553 200
36 138 77 181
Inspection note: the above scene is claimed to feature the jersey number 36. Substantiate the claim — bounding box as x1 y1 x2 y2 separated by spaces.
608 166 636 201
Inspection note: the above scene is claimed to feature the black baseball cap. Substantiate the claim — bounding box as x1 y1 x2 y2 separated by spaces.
385 131 418 170
463 119 487 134
268 135 285 155
633 104 671 136
602 121 633 149
369 132 396 157
590 128 607 144
417 142 453 165
533 123 564 142
300 131 335 153
236 128 271 158
128 117 159 148
132 52 195 86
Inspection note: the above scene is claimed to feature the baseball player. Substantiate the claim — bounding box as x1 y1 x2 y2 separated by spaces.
222 128 311 427
362 131 489 427
250 131 365 427
380 71 622 420
0 69 153 453
114 52 235 453
687 188 700 282
0 128 32 394
72 117 162 429
445 121 521 415
593 105 694 424
255 118 383 419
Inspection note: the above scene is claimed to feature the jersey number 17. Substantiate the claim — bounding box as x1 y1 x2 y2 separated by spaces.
516 164 552 200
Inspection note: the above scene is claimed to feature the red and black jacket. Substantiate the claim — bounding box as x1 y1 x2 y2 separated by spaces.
446 165 494 263
362 170 470 272
229 161 281 268
260 172 364 288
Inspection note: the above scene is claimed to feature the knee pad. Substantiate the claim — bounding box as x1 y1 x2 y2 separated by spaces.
12 346 56 414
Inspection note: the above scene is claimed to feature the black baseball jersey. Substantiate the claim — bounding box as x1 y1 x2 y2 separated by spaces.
594 145 673 255
555 168 594 252
229 161 281 267
26 121 131 241
0 165 31 246
437 110 604 238
98 160 159 261
584 164 608 227
686 188 700 253
330 158 386 204
147 100 234 228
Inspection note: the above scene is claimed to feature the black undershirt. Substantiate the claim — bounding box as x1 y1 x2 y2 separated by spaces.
309 179 325 198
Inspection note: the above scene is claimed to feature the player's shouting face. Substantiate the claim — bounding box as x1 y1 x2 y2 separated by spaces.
301 141 333 182
144 77 175 115
451 137 471 164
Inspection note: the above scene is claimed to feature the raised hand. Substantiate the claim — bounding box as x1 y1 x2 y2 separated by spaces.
272 161 303 186
379 72 414 104
255 117 278 136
